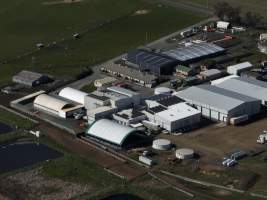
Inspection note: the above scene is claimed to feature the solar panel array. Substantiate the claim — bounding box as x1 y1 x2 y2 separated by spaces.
164 43 225 62
127 49 178 75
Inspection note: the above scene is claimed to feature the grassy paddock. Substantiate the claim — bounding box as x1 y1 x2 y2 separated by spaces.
0 0 205 86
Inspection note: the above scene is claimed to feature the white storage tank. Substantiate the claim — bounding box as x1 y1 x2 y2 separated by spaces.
152 139 172 150
176 148 194 160
154 87 172 95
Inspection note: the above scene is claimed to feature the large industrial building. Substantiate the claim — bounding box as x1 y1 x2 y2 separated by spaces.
59 87 88 105
176 85 261 124
212 76 267 105
143 101 201 133
34 94 83 118
127 49 178 75
12 70 51 87
163 42 225 63
86 119 146 148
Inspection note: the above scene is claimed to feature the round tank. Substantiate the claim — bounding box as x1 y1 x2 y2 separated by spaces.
176 148 194 160
152 139 171 150
154 87 172 95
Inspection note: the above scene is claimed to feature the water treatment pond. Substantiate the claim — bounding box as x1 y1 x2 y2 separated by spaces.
0 141 63 173
101 194 144 200
0 122 13 134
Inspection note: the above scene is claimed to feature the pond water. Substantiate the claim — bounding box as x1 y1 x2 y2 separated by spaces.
101 194 144 200
0 122 13 134
0 141 63 173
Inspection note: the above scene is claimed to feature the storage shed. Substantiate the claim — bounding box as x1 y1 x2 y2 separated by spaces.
34 94 81 118
59 87 88 105
227 62 253 75
176 85 261 123
12 70 51 87
217 21 230 30
86 119 141 146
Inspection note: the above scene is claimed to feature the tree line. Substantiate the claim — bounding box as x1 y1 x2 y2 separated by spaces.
213 1 264 28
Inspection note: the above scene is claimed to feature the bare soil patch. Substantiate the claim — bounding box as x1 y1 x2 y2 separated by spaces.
0 169 91 200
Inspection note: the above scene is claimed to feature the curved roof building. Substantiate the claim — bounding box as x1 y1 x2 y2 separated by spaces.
34 94 73 116
59 87 88 105
86 119 139 146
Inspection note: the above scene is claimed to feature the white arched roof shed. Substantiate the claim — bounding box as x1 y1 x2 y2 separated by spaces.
34 94 73 114
86 119 137 146
59 87 88 105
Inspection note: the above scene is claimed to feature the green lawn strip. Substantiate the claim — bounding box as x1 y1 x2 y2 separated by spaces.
0 108 36 130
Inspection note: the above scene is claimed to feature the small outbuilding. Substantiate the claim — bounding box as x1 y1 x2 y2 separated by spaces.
227 62 253 75
13 70 51 87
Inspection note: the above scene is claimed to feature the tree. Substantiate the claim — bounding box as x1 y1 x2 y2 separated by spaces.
213 1 241 24
244 11 263 27
213 1 231 20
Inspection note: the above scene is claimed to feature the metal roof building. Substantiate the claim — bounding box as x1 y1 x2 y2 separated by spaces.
227 62 253 75
34 94 83 118
214 77 267 105
143 102 201 132
12 70 51 87
175 85 261 123
163 42 225 63
86 119 140 146
127 49 178 75
59 87 88 105
101 63 157 88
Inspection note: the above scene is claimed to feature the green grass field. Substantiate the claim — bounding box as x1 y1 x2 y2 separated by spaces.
0 0 205 87
0 108 36 129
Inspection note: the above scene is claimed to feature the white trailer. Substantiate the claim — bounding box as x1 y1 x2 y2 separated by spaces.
257 132 267 144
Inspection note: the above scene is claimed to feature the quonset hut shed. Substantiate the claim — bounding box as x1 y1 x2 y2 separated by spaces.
59 87 88 105
86 119 145 147
34 94 75 118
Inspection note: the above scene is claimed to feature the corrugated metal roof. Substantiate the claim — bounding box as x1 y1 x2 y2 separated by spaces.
107 86 139 97
59 87 88 105
215 77 267 103
175 85 259 113
13 70 44 83
163 43 225 62
34 94 72 112
86 119 137 145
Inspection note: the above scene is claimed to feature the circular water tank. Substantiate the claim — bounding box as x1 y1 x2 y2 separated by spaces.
154 87 172 95
176 148 194 160
152 139 171 150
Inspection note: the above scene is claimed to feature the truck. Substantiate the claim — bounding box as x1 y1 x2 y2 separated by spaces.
257 131 267 144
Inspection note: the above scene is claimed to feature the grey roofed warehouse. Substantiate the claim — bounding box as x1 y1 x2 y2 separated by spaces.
175 85 261 123
163 42 225 63
213 76 267 105
12 70 52 87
